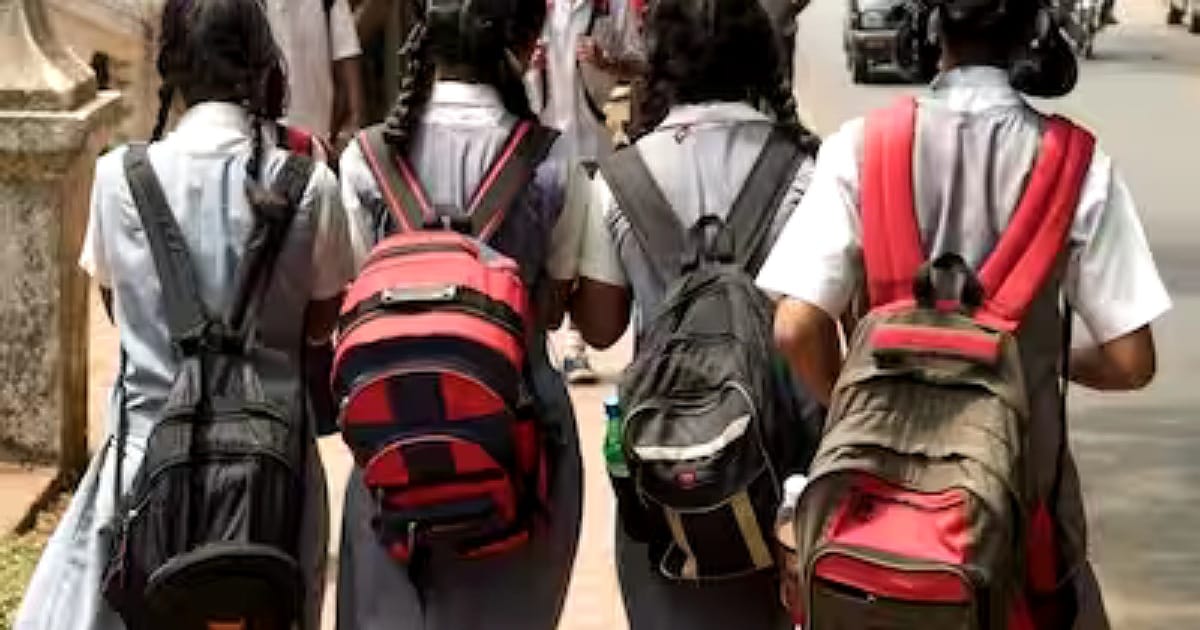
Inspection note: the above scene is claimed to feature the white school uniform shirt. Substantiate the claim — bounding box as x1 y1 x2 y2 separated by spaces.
755 66 1172 346
537 0 645 167
266 0 363 138
19 102 352 630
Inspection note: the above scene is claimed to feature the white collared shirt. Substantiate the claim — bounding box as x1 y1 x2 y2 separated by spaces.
80 101 354 301
340 81 574 278
266 0 363 138
564 101 814 307
535 0 646 166
756 66 1172 346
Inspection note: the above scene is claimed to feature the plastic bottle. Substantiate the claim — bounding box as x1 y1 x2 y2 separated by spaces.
602 394 629 478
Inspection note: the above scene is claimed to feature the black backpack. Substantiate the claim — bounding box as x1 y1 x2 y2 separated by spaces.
599 128 823 580
101 146 315 630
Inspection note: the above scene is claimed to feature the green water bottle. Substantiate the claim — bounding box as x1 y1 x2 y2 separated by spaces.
603 394 629 478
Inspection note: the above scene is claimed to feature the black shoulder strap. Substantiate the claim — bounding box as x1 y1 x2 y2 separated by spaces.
466 121 559 241
123 144 210 346
599 146 686 287
357 126 431 233
727 127 805 275
226 155 315 335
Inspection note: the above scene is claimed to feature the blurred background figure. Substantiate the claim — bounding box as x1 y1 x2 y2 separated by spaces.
265 0 366 153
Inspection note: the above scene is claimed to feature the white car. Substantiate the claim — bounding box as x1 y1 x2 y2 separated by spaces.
1168 0 1200 33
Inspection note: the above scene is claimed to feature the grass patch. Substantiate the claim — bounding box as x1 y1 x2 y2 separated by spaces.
0 494 67 630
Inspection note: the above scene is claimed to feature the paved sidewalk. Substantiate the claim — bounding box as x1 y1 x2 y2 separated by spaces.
85 289 631 629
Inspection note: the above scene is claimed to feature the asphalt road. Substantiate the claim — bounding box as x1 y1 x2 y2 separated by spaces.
793 0 1200 627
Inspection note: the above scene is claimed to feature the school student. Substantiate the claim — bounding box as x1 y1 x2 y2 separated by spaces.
16 0 352 628
563 0 821 625
531 0 646 382
334 0 585 627
758 0 1169 625
265 0 365 151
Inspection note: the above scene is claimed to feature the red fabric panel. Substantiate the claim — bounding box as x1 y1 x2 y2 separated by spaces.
981 120 1095 325
388 542 413 563
449 440 500 476
285 126 314 157
340 379 394 427
382 478 515 522
441 372 506 421
342 233 528 319
827 476 970 566
362 443 410 487
511 419 539 475
1009 595 1037 630
862 98 925 309
815 554 970 603
871 324 1001 364
1026 501 1059 593
334 312 526 369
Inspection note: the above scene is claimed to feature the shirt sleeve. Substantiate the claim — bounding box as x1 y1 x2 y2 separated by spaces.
756 119 864 318
79 150 120 287
328 0 363 61
338 141 382 271
577 172 628 286
1065 149 1172 345
546 163 590 281
308 162 357 300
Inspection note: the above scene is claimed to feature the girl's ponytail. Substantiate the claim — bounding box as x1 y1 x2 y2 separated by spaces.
383 23 436 156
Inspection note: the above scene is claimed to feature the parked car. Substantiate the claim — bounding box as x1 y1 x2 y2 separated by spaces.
844 0 938 83
1167 0 1200 33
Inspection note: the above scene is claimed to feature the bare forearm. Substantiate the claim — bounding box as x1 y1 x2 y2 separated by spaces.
775 300 842 407
332 57 365 136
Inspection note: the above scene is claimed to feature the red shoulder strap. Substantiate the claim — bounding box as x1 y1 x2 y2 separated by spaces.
464 121 558 241
977 117 1095 328
356 127 434 233
285 125 314 157
862 97 924 309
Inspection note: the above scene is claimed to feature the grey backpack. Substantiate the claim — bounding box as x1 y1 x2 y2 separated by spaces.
601 128 823 580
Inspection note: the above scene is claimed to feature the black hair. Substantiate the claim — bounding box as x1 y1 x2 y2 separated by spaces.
383 0 546 156
153 0 287 191
632 0 818 151
933 0 1077 97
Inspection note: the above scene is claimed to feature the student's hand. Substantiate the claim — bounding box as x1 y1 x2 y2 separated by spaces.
531 38 548 71
576 37 605 67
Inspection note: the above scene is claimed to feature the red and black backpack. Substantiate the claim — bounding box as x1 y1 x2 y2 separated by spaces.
332 121 558 563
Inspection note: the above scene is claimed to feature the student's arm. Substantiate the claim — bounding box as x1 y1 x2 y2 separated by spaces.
329 0 365 147
580 0 648 81
354 0 393 43
308 163 356 337
757 120 865 404
1066 151 1170 393
774 299 842 406
1070 325 1156 391
570 279 631 349
548 164 632 347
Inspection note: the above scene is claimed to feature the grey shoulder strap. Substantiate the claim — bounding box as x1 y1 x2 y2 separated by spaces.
226 155 315 335
123 144 210 346
727 127 805 275
599 146 686 288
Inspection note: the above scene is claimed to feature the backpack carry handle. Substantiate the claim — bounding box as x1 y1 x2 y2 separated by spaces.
913 253 985 312
683 214 736 272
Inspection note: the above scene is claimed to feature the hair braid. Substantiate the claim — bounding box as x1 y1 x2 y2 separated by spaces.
151 84 175 141
382 23 435 156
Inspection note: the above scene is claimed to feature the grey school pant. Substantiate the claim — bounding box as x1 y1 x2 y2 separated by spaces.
617 529 793 630
335 358 583 630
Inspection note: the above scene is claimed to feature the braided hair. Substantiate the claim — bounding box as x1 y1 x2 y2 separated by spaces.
382 0 545 157
632 0 818 152
153 0 287 190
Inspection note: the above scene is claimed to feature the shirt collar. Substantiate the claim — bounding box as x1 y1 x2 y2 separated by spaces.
428 81 506 110
167 102 253 152
929 65 1024 112
658 102 771 129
